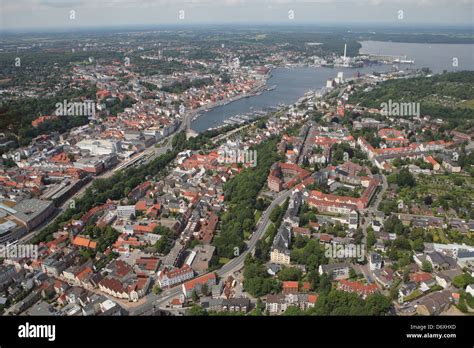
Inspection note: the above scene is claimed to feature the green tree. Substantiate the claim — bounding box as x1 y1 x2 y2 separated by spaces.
201 283 210 296
393 236 411 250
413 238 425 252
186 304 208 316
421 260 433 273
269 205 282 223
290 239 327 271
278 267 303 281
307 270 320 290
243 255 281 297
364 294 391 315
213 138 280 258
283 306 303 316
191 290 199 303
367 229 376 247
383 216 407 235
396 168 416 187
452 273 474 289
403 267 410 282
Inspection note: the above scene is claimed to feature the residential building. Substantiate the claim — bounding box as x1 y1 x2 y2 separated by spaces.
416 290 452 315
282 281 299 295
270 223 292 265
157 264 194 289
369 252 383 271
182 273 217 297
338 279 378 299
319 263 351 280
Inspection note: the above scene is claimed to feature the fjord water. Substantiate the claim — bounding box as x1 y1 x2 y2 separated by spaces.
191 65 378 132
191 41 474 133
360 41 474 73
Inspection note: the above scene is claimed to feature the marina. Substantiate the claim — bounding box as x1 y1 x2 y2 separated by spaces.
191 41 474 133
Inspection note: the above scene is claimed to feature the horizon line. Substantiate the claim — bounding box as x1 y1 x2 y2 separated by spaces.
1 21 473 35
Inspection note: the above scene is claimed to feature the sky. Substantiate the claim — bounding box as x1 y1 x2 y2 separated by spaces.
0 0 472 31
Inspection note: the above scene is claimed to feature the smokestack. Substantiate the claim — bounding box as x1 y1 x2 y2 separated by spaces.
343 44 347 59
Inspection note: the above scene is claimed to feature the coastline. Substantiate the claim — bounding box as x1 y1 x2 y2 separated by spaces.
187 73 272 127
188 64 426 133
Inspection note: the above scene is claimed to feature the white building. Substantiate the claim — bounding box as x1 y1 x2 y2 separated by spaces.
348 211 358 230
76 139 121 156
371 220 382 232
116 205 136 219
157 265 194 289
369 252 383 271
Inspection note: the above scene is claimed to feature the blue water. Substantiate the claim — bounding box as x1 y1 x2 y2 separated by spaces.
191 41 474 132
360 41 474 73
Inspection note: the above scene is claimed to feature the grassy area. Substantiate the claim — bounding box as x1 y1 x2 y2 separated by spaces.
263 223 275 244
155 138 169 147
254 210 262 224
397 174 474 218
432 229 450 244
219 257 230 265
403 289 423 302
459 99 474 109
348 71 474 123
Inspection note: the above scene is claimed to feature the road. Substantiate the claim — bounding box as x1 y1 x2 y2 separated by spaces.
353 174 387 243
19 137 175 244
18 111 193 245
348 174 388 286
370 174 388 214
19 93 216 245
128 189 292 315
211 124 250 144
394 212 471 223
22 105 283 314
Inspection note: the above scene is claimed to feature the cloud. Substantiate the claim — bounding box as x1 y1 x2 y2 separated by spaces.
1 0 471 29
3 0 472 9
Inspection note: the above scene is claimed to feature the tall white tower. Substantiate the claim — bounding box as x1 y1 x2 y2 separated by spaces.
343 44 347 59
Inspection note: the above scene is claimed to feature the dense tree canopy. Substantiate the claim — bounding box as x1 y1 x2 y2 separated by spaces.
243 255 281 297
349 71 474 128
213 137 280 258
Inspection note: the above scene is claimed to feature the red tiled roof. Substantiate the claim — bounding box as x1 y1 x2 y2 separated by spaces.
113 260 133 278
282 281 299 289
425 156 439 166
136 257 160 271
76 267 93 281
72 236 97 250
319 234 333 242
308 294 318 304
159 264 193 280
410 272 433 283
171 297 183 305
133 223 158 234
338 279 378 296
100 277 126 293
183 273 216 291
135 200 147 211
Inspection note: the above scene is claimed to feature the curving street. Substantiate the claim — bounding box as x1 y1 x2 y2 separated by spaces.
128 189 291 315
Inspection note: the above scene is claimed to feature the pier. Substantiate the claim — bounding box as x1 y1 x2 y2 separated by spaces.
366 54 413 63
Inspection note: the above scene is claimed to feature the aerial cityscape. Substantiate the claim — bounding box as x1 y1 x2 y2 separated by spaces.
0 2 473 342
